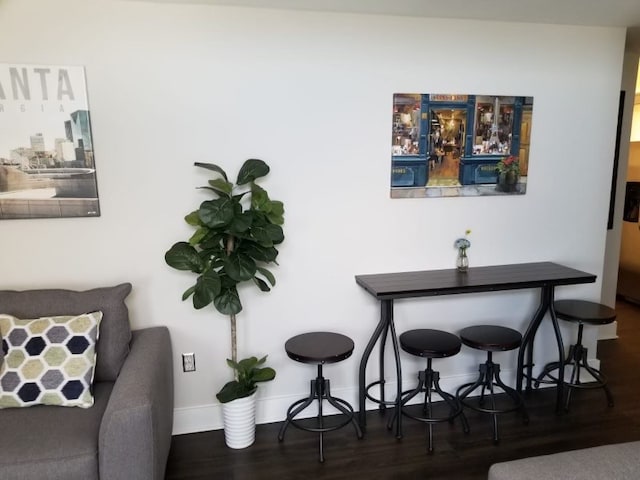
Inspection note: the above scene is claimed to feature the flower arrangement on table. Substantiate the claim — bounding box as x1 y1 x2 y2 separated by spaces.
454 230 471 272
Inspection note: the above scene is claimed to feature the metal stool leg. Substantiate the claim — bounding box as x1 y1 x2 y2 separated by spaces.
392 358 466 453
278 380 318 441
280 363 361 462
458 353 528 444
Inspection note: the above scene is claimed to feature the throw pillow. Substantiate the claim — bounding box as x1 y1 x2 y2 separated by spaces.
0 311 103 408
0 283 132 382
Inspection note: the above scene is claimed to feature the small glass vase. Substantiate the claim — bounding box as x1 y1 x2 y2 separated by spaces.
456 248 469 272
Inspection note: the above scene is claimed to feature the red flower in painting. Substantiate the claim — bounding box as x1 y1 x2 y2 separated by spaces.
496 156 520 175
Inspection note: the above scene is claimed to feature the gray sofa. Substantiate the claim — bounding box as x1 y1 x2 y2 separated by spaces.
488 441 640 479
0 283 174 480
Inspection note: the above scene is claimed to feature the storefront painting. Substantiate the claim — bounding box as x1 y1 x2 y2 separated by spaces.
391 93 534 198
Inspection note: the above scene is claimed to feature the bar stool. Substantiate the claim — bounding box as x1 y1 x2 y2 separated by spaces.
388 329 469 453
456 325 529 444
277 331 363 462
535 300 616 412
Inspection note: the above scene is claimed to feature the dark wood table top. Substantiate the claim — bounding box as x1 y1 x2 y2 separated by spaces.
355 262 596 300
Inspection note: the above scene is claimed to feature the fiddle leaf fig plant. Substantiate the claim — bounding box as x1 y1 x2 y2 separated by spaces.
165 158 283 402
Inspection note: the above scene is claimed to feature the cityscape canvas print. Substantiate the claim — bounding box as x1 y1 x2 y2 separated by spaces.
0 63 100 219
391 93 534 198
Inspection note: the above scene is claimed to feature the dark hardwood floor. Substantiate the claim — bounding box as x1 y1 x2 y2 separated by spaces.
166 298 640 480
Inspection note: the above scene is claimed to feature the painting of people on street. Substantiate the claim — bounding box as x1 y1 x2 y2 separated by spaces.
391 93 534 198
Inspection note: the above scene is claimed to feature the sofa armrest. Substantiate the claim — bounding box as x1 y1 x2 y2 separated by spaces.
98 327 173 480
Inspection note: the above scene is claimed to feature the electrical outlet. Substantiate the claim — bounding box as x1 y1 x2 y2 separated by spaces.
182 353 196 372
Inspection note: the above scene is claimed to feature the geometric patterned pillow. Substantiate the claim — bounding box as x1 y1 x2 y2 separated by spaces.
0 312 102 408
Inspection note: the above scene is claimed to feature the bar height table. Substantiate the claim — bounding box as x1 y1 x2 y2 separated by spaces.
355 262 596 432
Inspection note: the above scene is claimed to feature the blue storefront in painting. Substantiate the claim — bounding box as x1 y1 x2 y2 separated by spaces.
390 93 533 197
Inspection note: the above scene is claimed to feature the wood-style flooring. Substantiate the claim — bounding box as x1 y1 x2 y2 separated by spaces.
165 298 640 480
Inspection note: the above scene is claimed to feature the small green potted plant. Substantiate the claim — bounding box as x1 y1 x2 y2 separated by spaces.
165 158 283 448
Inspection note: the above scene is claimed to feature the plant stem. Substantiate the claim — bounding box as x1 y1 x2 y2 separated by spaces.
226 234 238 376
230 313 237 373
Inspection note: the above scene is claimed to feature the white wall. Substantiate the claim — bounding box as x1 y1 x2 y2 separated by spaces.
0 0 626 434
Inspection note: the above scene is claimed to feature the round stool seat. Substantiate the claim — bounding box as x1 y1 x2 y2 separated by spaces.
459 325 522 352
400 329 461 358
554 300 616 325
284 332 354 364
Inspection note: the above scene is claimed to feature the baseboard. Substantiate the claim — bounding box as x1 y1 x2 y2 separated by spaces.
173 369 519 435
172 359 604 435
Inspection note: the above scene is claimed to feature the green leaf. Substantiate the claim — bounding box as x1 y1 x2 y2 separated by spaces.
188 227 209 246
232 191 249 202
229 211 253 233
199 236 224 253
165 242 204 272
185 210 202 226
198 198 236 228
238 356 260 371
238 242 278 263
237 159 269 185
214 286 242 315
182 285 196 301
251 223 284 247
195 162 227 181
224 252 257 282
267 224 285 245
219 274 238 289
256 266 276 287
226 358 242 372
266 200 284 225
251 184 270 210
193 270 222 309
253 277 270 292
208 178 233 197
216 380 256 403
252 367 276 383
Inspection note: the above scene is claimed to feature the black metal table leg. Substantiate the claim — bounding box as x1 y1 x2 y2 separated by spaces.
547 295 566 413
516 285 551 394
359 299 394 431
388 309 403 439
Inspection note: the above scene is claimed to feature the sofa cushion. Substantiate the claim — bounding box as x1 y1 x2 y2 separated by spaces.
0 284 132 382
488 441 640 480
0 381 113 480
0 312 103 408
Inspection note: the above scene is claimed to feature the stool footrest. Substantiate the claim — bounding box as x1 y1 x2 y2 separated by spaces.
457 360 529 444
365 380 396 408
278 375 362 463
389 366 470 452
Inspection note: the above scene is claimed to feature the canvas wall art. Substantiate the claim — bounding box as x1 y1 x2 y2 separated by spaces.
391 93 534 198
0 63 100 219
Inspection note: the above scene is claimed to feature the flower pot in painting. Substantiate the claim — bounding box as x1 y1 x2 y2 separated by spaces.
497 171 519 193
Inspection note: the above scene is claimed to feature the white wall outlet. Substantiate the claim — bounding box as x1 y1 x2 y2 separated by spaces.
182 353 196 372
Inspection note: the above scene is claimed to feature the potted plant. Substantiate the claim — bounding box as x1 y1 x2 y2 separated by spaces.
496 155 520 192
164 158 284 448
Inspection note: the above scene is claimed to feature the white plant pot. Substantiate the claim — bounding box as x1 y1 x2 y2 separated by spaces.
221 392 257 449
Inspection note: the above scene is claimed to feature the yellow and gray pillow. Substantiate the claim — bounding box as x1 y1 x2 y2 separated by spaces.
0 312 102 408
